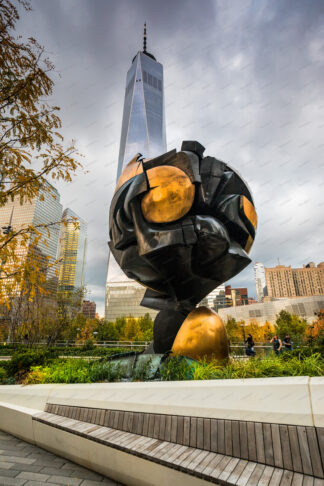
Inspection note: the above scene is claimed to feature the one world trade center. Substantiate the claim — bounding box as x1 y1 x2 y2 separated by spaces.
105 25 167 320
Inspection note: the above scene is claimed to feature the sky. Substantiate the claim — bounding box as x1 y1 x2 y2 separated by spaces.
17 0 324 316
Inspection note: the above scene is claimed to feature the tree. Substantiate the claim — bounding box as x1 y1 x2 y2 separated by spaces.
0 0 82 305
121 317 143 341
138 313 153 341
307 310 324 350
76 317 97 344
275 310 307 343
225 317 240 342
244 320 274 342
94 320 119 341
114 317 126 338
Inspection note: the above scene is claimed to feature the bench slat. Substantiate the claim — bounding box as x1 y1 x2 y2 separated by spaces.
297 426 313 476
258 465 275 486
306 427 324 479
288 426 303 474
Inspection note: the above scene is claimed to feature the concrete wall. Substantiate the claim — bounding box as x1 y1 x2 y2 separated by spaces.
218 294 324 324
1 376 323 427
1 377 323 485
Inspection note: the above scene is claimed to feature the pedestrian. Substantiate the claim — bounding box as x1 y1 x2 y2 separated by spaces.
245 334 256 357
283 334 292 351
270 334 282 355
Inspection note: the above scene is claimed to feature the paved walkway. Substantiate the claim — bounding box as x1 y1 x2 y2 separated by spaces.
0 430 123 486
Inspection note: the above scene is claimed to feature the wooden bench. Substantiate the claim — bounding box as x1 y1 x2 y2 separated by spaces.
32 404 324 486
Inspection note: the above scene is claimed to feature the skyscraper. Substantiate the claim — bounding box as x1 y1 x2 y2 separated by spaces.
0 183 63 293
105 25 167 320
117 23 166 179
254 262 267 302
58 208 87 292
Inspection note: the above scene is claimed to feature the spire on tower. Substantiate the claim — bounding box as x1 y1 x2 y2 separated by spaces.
132 21 156 63
143 22 147 52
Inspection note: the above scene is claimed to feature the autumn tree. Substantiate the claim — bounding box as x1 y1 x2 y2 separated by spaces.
225 317 240 342
275 310 307 343
121 317 143 341
0 0 82 306
114 317 126 338
307 311 324 350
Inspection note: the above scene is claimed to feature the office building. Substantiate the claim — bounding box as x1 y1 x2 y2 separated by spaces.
106 281 158 321
218 295 324 325
105 25 167 320
200 285 227 312
0 183 62 293
58 208 87 292
82 300 96 319
265 262 324 299
254 262 267 302
225 286 249 306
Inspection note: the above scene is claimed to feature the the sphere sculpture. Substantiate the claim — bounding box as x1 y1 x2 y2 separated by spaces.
109 141 257 361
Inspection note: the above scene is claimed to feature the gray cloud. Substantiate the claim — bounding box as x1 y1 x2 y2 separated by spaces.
17 0 324 314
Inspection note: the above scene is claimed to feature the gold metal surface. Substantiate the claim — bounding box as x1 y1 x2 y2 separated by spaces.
141 165 195 223
115 154 143 193
241 196 257 230
245 234 254 253
171 306 229 362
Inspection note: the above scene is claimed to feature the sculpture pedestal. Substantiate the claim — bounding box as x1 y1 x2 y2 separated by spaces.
170 306 229 362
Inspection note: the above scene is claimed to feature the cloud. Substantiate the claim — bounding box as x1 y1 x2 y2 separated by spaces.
16 0 324 315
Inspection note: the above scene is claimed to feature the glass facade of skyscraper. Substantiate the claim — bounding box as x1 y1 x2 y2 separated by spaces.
105 41 167 320
254 262 267 302
117 51 166 180
0 182 63 292
58 208 87 292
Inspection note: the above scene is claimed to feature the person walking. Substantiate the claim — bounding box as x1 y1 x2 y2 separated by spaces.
245 334 256 357
283 334 293 351
270 334 282 355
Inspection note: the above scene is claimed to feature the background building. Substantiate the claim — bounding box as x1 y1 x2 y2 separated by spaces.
82 300 96 319
0 183 62 293
265 262 324 299
58 208 87 292
254 262 267 302
200 285 226 312
201 286 255 311
105 26 167 321
225 286 249 306
218 295 324 325
106 281 158 321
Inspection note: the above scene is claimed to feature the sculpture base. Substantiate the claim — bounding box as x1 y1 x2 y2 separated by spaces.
150 306 229 362
171 306 229 362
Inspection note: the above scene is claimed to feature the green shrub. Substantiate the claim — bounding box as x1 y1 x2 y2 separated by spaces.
25 358 127 384
22 351 324 385
25 359 91 384
0 367 7 383
0 345 129 357
160 353 324 381
160 356 194 381
89 361 124 382
7 349 59 377
81 340 96 351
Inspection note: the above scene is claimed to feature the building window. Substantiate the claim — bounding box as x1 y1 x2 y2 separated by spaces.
143 70 162 92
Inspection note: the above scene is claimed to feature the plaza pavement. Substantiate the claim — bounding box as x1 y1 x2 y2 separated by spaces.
0 430 123 486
